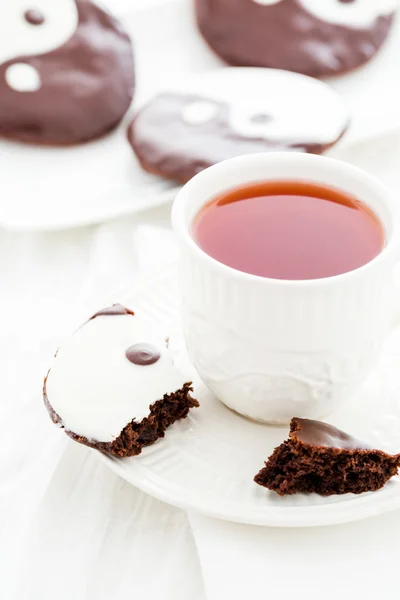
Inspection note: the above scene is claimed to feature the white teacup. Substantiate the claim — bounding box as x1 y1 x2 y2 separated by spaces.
172 153 400 424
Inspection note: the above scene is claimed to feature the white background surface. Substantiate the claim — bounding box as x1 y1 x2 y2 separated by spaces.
3 1 400 599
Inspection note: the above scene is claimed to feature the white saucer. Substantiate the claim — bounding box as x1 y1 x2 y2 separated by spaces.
98 265 400 527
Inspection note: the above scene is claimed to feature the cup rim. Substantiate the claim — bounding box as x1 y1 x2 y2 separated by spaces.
171 152 400 287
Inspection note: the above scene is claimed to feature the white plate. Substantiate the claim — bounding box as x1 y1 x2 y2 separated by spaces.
98 265 400 527
2 0 400 231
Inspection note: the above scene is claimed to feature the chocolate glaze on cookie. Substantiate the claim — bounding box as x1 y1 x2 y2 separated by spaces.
125 343 161 366
0 1 134 144
24 9 45 25
195 0 396 77
128 70 348 183
91 304 135 319
291 418 372 450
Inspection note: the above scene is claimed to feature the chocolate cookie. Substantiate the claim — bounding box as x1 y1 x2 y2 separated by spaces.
255 417 400 496
128 68 349 183
0 0 135 145
44 305 199 457
195 0 397 77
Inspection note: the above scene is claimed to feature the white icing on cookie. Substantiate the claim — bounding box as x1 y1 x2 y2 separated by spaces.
0 0 78 66
251 0 396 28
46 313 187 442
251 0 283 5
182 100 219 125
5 63 41 92
226 70 348 145
298 0 396 29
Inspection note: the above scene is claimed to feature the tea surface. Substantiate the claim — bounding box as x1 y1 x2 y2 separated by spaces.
192 181 384 280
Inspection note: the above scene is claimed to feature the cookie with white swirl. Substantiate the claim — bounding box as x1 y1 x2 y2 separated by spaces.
128 68 349 184
195 0 397 77
0 0 134 144
43 305 199 457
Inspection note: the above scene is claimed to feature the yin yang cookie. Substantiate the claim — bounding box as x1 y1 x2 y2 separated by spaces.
128 68 349 184
195 0 397 77
0 0 135 145
44 305 199 457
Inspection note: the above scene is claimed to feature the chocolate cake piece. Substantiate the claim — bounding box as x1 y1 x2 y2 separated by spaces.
254 418 400 496
44 304 199 458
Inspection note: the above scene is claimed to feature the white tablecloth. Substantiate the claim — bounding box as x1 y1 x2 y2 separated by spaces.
2 183 400 600
0 208 205 600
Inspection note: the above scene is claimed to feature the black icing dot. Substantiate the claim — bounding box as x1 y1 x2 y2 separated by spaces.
24 9 45 25
250 113 273 124
125 343 161 366
91 305 134 320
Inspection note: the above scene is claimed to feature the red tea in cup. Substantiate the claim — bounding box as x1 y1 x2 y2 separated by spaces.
192 181 384 280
